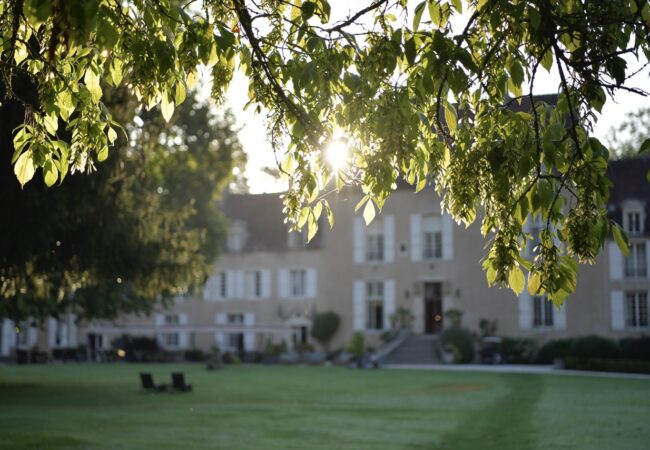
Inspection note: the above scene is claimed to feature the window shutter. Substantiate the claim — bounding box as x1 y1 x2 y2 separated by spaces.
279 269 289 298
353 280 365 331
155 314 164 327
384 215 395 263
215 333 226 350
609 241 623 280
48 317 57 348
215 313 227 325
262 270 272 298
442 214 454 260
204 275 218 301
68 315 77 348
1 320 14 356
179 314 188 326
28 325 37 347
554 304 567 330
646 243 650 280
225 270 236 299
354 217 365 264
410 214 422 262
235 271 244 298
610 290 625 330
518 291 532 330
244 333 256 352
179 333 188 349
244 313 255 352
383 280 396 330
306 268 317 298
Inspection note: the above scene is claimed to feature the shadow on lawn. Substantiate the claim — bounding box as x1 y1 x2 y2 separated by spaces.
423 374 543 450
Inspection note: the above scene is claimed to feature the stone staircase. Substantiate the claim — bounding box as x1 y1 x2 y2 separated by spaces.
382 334 443 365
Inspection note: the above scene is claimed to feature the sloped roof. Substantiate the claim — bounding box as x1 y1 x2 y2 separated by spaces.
607 155 650 235
221 192 324 252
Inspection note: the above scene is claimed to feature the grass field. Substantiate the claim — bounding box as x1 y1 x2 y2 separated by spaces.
0 364 649 450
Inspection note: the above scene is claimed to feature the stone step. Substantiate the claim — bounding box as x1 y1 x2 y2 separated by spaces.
383 334 442 365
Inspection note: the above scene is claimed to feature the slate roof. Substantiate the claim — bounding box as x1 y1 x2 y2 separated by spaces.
221 192 324 252
607 155 650 236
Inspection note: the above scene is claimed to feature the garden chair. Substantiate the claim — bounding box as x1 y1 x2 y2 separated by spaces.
140 373 167 392
171 372 192 392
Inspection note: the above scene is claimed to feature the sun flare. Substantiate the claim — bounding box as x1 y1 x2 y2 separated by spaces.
325 139 349 172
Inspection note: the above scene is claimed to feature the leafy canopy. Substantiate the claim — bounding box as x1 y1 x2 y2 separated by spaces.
2 0 650 303
0 87 245 321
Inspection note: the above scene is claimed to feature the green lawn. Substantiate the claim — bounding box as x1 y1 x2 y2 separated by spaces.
0 364 648 449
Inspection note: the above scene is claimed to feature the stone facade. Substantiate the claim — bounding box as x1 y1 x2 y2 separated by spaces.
1 157 649 360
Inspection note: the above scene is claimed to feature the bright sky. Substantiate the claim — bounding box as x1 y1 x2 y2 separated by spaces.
220 2 649 194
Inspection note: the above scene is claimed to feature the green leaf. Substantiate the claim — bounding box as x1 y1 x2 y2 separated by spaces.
302 1 316 20
97 146 109 162
540 49 553 72
639 138 650 155
363 199 376 225
175 82 186 105
161 93 174 122
444 103 457 134
325 202 334 228
508 266 525 296
43 160 58 187
611 223 629 257
107 127 117 144
14 150 35 188
84 67 102 103
413 1 426 30
298 206 310 228
527 271 542 295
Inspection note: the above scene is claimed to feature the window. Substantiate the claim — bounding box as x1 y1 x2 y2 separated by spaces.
625 243 647 278
16 323 29 347
228 333 244 352
423 231 442 259
162 333 179 347
367 234 384 261
290 270 306 297
227 221 247 252
288 229 308 249
626 291 649 328
164 314 179 326
219 272 228 298
54 319 68 347
422 216 442 259
533 295 554 328
623 203 645 236
227 313 244 325
244 270 262 298
527 216 544 257
366 281 384 330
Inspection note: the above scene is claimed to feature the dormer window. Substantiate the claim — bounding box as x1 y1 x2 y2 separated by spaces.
227 221 247 252
622 201 645 236
288 228 308 249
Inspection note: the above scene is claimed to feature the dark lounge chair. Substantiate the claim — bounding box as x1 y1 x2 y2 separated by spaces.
140 373 167 392
171 372 192 392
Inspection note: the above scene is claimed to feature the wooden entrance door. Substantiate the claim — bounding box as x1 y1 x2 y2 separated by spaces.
424 282 443 334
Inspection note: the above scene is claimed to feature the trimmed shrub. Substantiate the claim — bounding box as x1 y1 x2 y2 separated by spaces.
501 337 537 364
619 337 650 362
537 338 575 364
311 311 340 350
565 357 650 374
441 327 474 364
568 335 619 360
347 332 365 359
184 349 206 362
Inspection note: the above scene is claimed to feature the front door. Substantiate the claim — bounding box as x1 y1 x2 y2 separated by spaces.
424 282 443 334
